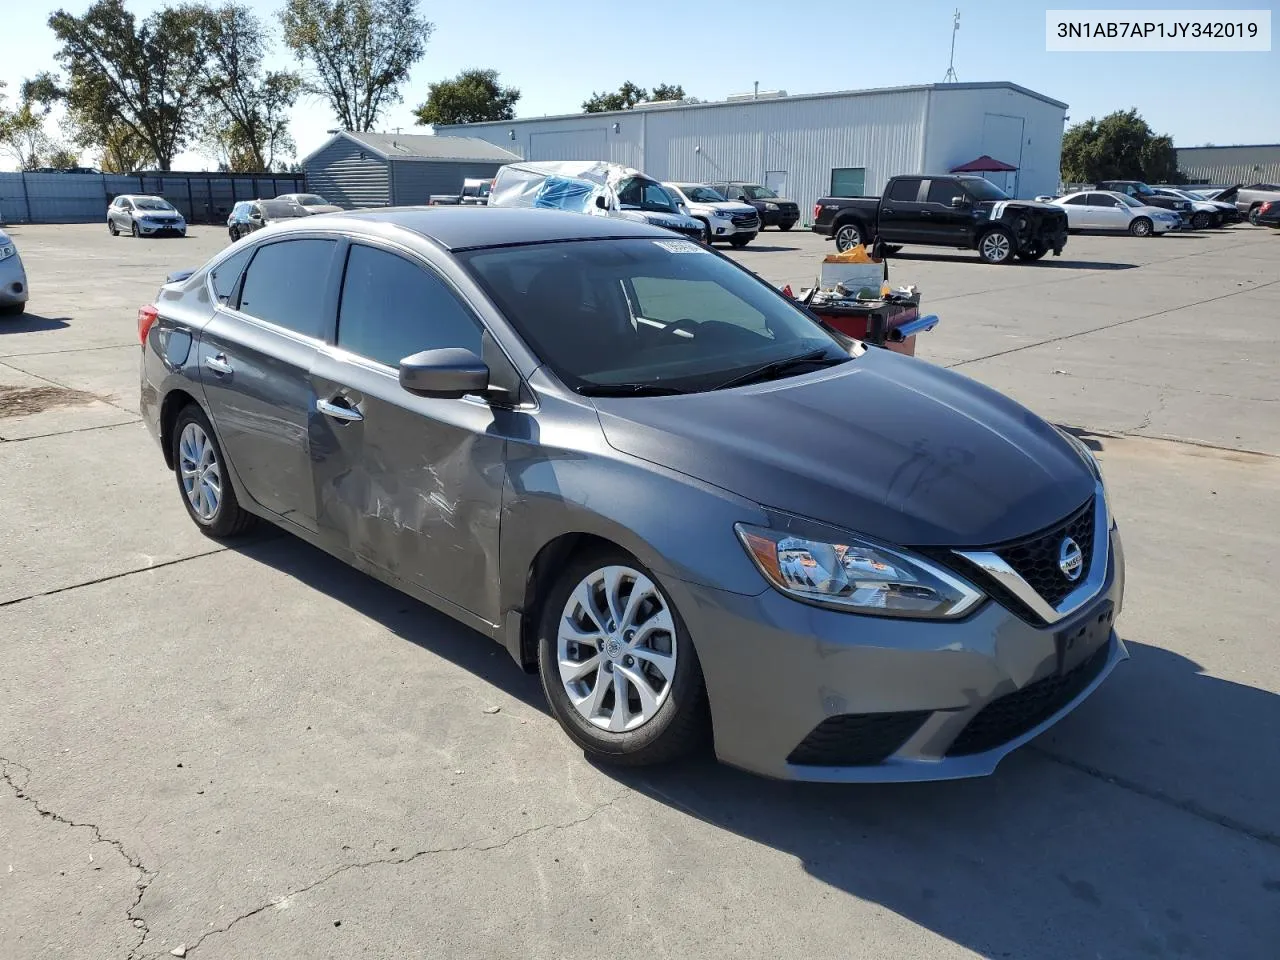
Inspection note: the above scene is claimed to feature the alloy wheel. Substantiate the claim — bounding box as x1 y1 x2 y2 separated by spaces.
178 422 222 521
981 231 1012 262
556 565 678 733
835 224 862 251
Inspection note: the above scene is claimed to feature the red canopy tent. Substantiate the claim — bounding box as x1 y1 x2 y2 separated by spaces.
949 155 1018 173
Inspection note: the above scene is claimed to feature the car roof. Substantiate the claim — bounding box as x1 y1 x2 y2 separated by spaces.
272 206 674 251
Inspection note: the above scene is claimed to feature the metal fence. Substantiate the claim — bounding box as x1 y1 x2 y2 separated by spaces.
0 172 307 225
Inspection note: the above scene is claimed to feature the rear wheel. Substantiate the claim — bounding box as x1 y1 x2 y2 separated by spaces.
1129 217 1153 237
538 549 708 766
978 228 1014 263
834 221 864 252
171 404 255 538
1248 204 1262 225
1191 212 1211 230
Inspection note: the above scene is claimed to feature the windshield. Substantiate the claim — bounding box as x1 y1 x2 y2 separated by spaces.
742 185 777 199
291 194 327 206
616 177 679 214
681 185 727 203
1129 183 1155 196
134 197 175 211
1114 193 1143 208
259 200 308 218
961 179 1011 201
458 238 851 393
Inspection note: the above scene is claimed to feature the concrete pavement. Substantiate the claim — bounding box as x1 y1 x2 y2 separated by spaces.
1 222 1278 959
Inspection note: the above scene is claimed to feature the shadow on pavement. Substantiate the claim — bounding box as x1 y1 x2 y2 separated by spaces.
232 532 1279 958
0 313 71 334
731 244 802 253
889 251 1138 270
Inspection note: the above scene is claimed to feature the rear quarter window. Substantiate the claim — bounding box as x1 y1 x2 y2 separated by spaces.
209 246 255 302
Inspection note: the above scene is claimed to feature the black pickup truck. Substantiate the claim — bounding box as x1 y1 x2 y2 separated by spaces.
813 174 1069 264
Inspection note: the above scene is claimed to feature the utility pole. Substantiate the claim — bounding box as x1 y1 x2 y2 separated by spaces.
943 9 960 83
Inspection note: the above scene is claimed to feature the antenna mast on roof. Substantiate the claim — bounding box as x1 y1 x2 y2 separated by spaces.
943 9 960 83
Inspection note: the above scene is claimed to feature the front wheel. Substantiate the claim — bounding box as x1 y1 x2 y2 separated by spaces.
697 219 712 244
538 549 708 767
728 235 751 248
131 221 140 238
1191 212 1211 231
108 219 119 236
1016 246 1048 261
778 221 793 232
834 221 864 252
1129 217 1153 237
0 302 25 316
171 405 256 538
978 228 1014 263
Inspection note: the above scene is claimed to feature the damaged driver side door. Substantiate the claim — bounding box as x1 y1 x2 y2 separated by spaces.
309 240 506 626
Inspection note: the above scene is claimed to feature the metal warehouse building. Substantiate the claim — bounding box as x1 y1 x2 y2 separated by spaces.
1176 144 1280 186
435 82 1068 219
301 131 520 208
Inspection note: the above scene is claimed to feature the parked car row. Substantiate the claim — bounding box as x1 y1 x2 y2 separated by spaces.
428 178 494 206
1185 183 1280 224
1049 190 1183 236
225 193 341 241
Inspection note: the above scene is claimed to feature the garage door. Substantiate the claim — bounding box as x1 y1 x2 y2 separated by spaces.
529 129 609 161
981 114 1025 196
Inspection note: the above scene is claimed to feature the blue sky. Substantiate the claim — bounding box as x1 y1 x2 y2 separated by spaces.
2 0 1276 170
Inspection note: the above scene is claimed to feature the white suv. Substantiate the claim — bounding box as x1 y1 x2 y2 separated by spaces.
663 183 760 247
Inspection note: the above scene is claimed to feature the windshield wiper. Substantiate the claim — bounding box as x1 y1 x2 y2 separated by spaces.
709 349 847 391
577 383 688 397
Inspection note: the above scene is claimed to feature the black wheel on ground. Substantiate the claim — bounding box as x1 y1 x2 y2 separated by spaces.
537 547 709 767
0 302 25 316
977 227 1015 263
1129 217 1153 237
1248 204 1262 225
728 235 751 248
697 219 712 244
108 219 119 236
1191 212 1211 230
778 221 793 232
170 403 256 538
1015 246 1048 261
833 221 864 252
228 226 239 242
131 221 140 238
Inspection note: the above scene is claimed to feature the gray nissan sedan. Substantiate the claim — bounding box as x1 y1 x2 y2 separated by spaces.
140 207 1125 782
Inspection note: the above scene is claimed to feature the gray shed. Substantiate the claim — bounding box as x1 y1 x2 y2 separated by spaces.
301 132 521 208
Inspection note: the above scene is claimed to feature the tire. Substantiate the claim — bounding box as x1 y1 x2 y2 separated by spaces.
697 219 712 244
171 404 256 538
778 221 793 232
728 235 751 248
1015 246 1048 261
1191 212 1211 231
833 221 864 252
1129 217 1153 238
108 219 119 236
1248 204 1262 225
537 547 708 767
0 302 25 316
977 228 1015 264
131 221 140 238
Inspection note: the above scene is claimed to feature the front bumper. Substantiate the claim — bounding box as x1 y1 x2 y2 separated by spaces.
0 254 29 306
666 526 1126 782
707 215 760 240
759 206 800 227
137 220 187 236
1151 218 1178 234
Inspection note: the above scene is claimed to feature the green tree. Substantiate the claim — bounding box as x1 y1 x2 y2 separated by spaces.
46 0 209 170
1061 109 1182 185
196 4 301 171
0 102 56 170
45 146 83 169
413 68 519 126
280 0 433 132
582 81 688 113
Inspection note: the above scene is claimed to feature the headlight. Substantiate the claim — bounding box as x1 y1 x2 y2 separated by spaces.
735 523 984 619
0 243 15 261
764 202 780 211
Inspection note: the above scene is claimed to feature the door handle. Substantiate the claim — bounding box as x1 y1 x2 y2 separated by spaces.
920 211 932 216
317 396 363 422
204 354 232 375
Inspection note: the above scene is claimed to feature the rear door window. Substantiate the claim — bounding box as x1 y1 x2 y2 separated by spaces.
888 178 923 202
237 239 338 338
336 244 482 367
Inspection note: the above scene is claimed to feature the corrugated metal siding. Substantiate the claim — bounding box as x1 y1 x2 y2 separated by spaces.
1176 145 1280 185
305 137 390 208
0 172 303 224
389 160 506 205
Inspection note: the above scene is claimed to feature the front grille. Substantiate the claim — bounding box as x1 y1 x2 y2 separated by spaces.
673 225 704 240
995 497 1095 607
946 639 1111 756
731 213 759 228
787 711 931 766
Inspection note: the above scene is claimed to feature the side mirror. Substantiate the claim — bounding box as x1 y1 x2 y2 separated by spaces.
399 348 490 399
950 195 968 207
594 195 607 210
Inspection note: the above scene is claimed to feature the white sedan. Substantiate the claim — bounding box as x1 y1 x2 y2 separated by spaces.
1051 190 1181 237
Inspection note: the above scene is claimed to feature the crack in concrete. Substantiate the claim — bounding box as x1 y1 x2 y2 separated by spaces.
0 417 143 444
0 757 157 960
1031 746 1280 850
177 790 630 957
0 546 230 608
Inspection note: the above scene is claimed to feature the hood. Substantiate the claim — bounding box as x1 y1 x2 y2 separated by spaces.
617 209 701 231
591 349 1095 547
697 202 759 216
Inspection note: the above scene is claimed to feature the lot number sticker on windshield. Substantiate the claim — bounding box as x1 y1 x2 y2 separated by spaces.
652 239 709 254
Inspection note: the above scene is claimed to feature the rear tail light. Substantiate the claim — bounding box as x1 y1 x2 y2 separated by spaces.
814 203 822 221
138 304 159 345
1261 201 1273 215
